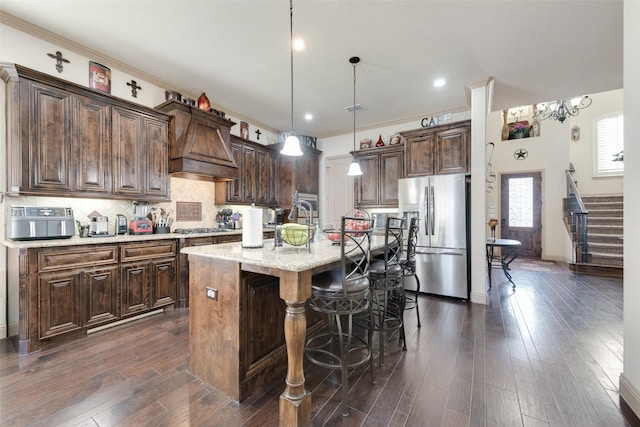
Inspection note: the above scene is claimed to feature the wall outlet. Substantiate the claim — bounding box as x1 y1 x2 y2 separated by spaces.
206 287 218 301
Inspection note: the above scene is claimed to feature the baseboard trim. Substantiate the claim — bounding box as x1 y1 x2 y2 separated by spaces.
87 309 163 334
620 373 640 421
470 290 487 305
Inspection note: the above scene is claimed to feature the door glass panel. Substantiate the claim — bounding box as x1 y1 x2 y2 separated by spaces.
509 177 533 227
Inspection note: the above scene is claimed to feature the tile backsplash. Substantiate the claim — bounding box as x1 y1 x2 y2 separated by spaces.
1 177 268 237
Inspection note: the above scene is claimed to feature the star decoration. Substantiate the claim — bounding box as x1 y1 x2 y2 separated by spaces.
514 149 528 160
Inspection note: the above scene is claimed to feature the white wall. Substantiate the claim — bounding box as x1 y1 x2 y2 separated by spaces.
621 0 640 418
485 89 623 262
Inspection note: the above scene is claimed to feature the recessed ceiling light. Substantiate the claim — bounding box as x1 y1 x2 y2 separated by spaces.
305 113 313 120
292 38 307 51
433 78 446 88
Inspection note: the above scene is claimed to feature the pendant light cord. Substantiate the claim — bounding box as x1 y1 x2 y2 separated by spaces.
350 56 360 151
353 61 356 151
289 0 295 135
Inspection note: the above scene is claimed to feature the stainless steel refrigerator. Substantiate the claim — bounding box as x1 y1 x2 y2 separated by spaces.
398 173 470 299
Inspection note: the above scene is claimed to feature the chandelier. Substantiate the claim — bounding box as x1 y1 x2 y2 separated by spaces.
534 96 592 123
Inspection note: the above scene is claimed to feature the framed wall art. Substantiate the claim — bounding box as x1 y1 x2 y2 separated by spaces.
88 61 111 93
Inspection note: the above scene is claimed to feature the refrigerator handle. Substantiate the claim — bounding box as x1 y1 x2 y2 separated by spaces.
430 185 435 236
423 186 430 235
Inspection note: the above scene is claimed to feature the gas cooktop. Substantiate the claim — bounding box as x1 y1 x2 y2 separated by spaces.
173 227 232 234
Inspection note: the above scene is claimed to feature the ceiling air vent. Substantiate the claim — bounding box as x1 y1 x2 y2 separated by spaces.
344 104 366 113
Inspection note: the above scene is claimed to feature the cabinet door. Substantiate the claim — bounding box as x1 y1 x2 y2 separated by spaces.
83 266 119 327
74 96 111 194
256 148 278 205
436 126 469 174
295 152 320 194
151 258 176 308
27 82 73 192
242 145 257 203
278 155 295 208
121 262 151 316
243 274 286 368
39 271 82 338
226 141 243 202
144 117 170 199
355 154 379 206
112 106 144 197
405 132 436 177
380 151 404 206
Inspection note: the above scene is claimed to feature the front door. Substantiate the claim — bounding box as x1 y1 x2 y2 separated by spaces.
500 172 542 258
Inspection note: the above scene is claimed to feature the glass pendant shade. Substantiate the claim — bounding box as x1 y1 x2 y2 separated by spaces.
281 133 303 156
347 160 363 176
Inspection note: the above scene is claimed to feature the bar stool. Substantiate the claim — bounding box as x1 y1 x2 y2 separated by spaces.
369 216 406 366
400 217 421 328
305 216 376 417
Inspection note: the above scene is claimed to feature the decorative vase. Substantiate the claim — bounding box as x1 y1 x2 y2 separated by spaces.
501 110 510 141
197 92 210 111
375 134 385 147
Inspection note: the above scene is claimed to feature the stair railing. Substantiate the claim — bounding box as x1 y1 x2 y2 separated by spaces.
564 165 588 263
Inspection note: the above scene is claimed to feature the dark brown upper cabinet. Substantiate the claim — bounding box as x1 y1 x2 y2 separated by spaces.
1 63 171 201
215 136 279 206
352 145 404 207
402 120 470 177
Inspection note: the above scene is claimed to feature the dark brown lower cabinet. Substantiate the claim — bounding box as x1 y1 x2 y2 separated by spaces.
12 240 177 354
39 271 83 339
238 272 322 400
83 266 119 328
121 262 151 316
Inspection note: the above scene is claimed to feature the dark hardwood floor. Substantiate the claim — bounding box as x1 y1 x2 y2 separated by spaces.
1 264 637 426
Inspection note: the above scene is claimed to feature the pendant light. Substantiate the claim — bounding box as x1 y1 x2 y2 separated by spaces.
347 56 363 176
280 0 303 156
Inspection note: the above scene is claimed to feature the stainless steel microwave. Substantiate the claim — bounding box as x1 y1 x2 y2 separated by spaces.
296 193 318 218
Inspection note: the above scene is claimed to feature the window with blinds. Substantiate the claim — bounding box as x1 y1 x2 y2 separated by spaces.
594 113 624 176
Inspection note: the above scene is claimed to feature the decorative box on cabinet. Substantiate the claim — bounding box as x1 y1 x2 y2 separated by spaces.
1 63 171 201
352 145 404 207
402 120 470 177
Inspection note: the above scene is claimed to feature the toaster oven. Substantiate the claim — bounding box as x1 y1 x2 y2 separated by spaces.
7 206 75 240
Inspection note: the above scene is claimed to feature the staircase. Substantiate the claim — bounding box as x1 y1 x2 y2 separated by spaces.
572 195 624 277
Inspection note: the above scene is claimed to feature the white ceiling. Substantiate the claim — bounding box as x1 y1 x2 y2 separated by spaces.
0 0 623 138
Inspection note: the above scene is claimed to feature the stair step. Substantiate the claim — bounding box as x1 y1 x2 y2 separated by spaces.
589 252 624 266
587 221 624 232
570 263 623 278
588 217 623 226
588 234 624 244
582 195 623 204
589 243 623 255
586 209 623 217
584 203 624 210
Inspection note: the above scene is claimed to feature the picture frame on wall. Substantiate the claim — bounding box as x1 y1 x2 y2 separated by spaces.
88 61 111 93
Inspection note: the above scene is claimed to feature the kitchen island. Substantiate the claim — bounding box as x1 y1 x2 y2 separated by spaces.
182 235 386 427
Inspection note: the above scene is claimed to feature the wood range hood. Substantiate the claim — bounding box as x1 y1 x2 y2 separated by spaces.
156 100 238 182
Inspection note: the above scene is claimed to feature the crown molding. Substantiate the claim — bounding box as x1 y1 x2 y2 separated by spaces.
1 12 182 92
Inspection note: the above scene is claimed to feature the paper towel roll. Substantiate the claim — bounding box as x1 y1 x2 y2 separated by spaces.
242 206 263 248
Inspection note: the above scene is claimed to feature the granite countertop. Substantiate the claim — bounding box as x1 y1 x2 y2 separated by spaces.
182 235 387 273
0 229 247 249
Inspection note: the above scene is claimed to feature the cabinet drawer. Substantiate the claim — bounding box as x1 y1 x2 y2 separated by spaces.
120 240 177 262
38 245 118 272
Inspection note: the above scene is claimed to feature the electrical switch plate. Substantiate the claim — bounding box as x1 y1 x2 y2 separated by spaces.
206 287 218 301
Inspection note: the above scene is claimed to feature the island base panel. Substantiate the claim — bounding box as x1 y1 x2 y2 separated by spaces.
188 257 241 400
